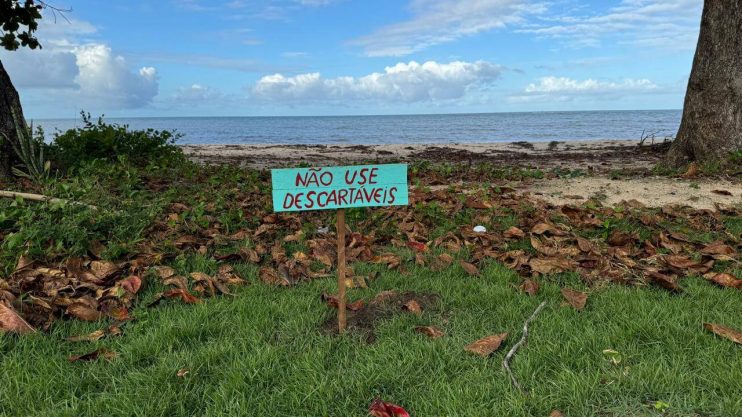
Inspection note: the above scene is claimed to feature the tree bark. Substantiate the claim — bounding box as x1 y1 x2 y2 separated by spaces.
665 0 742 168
0 59 25 179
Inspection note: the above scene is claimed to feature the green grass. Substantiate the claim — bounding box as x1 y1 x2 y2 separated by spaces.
2 261 741 417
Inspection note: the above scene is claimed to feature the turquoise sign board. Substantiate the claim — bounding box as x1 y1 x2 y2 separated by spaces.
271 164 408 212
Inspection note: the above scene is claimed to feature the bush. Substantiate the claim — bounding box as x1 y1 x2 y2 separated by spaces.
48 112 184 171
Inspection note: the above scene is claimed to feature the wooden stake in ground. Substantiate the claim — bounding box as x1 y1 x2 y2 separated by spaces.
336 208 347 333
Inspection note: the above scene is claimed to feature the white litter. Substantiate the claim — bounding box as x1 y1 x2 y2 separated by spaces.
473 225 487 233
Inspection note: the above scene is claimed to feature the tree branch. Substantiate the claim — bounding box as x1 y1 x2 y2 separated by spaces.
502 300 547 394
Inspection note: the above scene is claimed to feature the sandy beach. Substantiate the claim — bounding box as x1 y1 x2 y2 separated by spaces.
181 139 669 171
181 140 742 210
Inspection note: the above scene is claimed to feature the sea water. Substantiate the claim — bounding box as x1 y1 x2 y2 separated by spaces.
35 110 681 146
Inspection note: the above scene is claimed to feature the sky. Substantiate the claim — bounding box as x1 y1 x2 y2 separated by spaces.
2 0 703 119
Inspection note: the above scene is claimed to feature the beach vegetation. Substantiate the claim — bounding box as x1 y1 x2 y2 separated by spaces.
48 112 184 172
1 128 741 417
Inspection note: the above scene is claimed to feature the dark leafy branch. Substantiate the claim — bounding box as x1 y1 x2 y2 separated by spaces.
0 0 70 51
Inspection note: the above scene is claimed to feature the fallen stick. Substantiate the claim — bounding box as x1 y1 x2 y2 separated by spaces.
503 300 547 393
0 190 98 210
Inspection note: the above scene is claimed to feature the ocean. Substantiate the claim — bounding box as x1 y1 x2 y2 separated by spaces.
35 110 681 146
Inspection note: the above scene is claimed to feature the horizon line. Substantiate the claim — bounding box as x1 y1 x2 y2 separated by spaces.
30 108 683 121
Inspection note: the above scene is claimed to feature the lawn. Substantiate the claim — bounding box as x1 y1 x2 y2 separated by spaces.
1 121 741 417
2 258 741 417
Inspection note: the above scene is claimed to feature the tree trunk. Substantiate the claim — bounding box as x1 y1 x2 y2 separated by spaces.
665 0 742 168
0 59 25 179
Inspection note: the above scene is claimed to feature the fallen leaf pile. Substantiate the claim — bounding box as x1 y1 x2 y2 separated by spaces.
1 172 740 334
0 251 246 332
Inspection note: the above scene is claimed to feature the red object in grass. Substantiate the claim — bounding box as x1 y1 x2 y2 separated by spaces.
369 398 410 417
405 241 427 252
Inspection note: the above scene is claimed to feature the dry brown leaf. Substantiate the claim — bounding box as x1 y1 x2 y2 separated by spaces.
342 275 365 289
240 247 261 263
459 260 479 276
283 230 304 242
372 253 402 269
14 255 34 273
177 368 190 378
646 271 682 293
66 303 103 322
503 226 525 239
0 302 35 334
465 333 508 357
607 230 635 247
711 189 732 196
163 289 202 304
90 260 120 280
347 300 365 311
66 330 107 342
664 255 712 274
531 222 568 236
705 273 742 289
703 323 742 344
658 232 683 254
701 241 735 256
406 241 427 252
529 257 575 275
108 306 130 321
163 276 189 290
465 197 492 209
415 326 444 338
119 275 142 294
430 253 454 271
69 348 118 362
561 288 587 310
519 279 540 296
321 293 365 311
402 300 422 315
154 266 176 280
576 236 596 253
259 267 290 286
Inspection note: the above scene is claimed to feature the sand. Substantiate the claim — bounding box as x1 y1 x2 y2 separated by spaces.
181 140 741 209
181 139 669 171
524 177 741 210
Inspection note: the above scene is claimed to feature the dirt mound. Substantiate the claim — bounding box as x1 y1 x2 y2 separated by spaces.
322 290 440 343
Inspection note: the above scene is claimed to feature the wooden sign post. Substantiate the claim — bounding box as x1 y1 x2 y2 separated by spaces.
271 164 408 333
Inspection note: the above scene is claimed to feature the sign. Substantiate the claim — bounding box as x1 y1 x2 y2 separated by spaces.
271 164 408 212
271 163 408 334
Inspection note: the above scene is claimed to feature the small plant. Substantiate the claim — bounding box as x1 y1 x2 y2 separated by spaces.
2 109 50 183
653 400 670 413
48 112 184 171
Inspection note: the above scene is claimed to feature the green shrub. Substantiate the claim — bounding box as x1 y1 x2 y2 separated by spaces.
48 112 184 171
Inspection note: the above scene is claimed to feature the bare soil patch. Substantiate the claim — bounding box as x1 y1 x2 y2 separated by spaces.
321 291 440 343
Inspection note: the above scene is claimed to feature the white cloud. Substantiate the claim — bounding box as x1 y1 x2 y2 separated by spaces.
252 60 502 103
349 0 545 57
525 76 657 94
510 76 659 102
73 44 159 108
6 17 159 110
172 84 224 102
519 0 702 50
3 50 79 89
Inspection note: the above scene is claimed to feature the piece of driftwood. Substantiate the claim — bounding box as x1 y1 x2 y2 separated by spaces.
0 190 97 210
503 300 547 393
